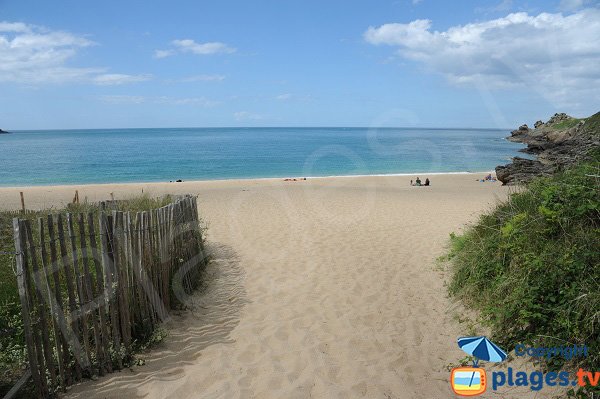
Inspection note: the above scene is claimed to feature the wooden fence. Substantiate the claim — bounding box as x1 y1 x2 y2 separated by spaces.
12 196 206 398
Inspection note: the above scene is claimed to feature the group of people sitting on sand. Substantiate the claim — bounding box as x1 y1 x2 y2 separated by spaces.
284 177 307 182
410 177 430 186
478 173 497 182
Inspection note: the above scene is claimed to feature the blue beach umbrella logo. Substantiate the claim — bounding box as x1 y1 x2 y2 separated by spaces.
458 336 507 366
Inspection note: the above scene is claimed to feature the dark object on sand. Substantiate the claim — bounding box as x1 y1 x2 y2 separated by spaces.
411 177 430 186
176 179 183 182
284 177 307 181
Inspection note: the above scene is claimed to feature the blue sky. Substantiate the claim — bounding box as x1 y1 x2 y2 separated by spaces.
0 0 598 129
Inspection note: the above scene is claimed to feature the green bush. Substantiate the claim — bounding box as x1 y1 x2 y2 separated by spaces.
448 155 600 377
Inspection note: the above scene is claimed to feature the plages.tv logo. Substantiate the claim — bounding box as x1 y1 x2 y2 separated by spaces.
450 336 508 396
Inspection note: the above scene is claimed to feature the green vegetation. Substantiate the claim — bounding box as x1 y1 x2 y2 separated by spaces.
0 194 179 396
549 111 600 133
583 112 600 136
550 118 582 130
447 153 600 392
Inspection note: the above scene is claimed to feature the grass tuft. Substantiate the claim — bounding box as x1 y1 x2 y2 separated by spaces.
550 118 582 130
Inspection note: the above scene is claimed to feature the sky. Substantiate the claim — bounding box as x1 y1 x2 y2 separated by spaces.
0 0 599 129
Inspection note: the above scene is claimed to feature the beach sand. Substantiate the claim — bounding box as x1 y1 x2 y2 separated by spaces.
0 175 561 398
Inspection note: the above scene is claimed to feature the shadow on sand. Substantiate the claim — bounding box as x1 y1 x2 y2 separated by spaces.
67 242 248 398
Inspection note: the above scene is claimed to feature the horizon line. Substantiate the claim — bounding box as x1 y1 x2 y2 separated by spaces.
4 125 513 132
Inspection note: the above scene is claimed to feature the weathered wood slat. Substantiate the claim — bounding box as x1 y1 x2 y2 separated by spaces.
99 213 122 369
113 211 131 349
148 211 158 325
147 211 159 325
47 214 71 388
13 219 45 396
122 212 133 347
130 212 144 331
56 214 83 380
135 212 152 332
87 213 112 374
78 213 103 376
67 213 91 371
158 207 169 310
38 218 65 390
23 221 51 394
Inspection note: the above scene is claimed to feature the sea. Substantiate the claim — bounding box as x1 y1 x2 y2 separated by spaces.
0 127 526 186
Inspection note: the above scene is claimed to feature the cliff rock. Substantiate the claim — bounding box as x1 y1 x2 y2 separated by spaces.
496 112 600 185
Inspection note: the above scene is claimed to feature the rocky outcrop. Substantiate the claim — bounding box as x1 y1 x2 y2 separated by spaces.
496 112 600 185
547 112 571 125
0 128 9 134
495 158 553 185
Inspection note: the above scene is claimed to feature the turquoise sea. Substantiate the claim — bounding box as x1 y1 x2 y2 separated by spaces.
0 127 524 186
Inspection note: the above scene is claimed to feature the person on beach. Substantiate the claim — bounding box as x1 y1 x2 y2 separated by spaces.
410 179 413 186
479 174 497 182
424 178 430 186
415 177 422 186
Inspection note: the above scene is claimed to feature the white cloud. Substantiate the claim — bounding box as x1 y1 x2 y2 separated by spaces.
100 95 219 107
0 21 31 33
172 39 236 54
93 73 152 86
234 111 263 121
364 9 600 109
155 39 236 58
153 49 174 59
0 21 151 85
0 22 100 83
276 93 293 100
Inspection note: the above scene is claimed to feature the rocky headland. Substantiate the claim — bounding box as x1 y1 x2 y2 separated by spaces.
0 129 9 134
495 111 600 185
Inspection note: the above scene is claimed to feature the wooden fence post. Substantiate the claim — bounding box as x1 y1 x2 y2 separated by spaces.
19 192 26 213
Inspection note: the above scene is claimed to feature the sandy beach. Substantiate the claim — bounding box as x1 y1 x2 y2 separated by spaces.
0 174 557 398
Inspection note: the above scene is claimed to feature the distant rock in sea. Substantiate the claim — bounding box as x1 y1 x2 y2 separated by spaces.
0 128 9 134
496 111 600 185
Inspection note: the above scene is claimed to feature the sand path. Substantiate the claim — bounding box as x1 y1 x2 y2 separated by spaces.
2 175 551 398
